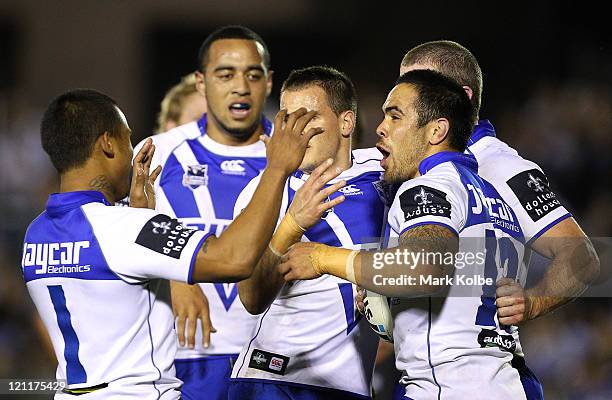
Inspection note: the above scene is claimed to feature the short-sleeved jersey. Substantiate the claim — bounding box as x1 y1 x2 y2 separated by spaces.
22 191 210 399
386 152 530 400
134 114 272 358
467 120 572 359
231 148 386 398
467 120 571 241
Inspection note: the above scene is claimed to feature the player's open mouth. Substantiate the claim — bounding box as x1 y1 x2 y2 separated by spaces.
376 144 390 168
228 102 252 119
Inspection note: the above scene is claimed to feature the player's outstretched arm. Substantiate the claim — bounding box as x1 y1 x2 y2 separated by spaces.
238 160 346 314
278 224 458 298
496 218 600 325
191 108 324 283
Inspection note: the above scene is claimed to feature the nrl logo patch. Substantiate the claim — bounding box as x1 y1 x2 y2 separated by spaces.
182 164 208 190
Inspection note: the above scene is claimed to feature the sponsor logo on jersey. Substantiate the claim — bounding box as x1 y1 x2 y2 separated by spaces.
477 329 517 353
221 160 246 175
400 185 451 221
466 184 520 233
507 169 561 221
248 349 290 375
338 184 363 196
182 164 208 189
136 214 197 259
22 241 90 275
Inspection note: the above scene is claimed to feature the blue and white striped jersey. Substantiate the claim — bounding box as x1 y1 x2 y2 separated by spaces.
386 151 531 400
22 191 210 399
134 114 272 359
231 148 387 398
467 120 572 360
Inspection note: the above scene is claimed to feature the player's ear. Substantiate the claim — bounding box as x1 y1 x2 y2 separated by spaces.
462 85 473 101
265 70 274 98
339 110 355 139
195 70 206 96
98 131 116 158
428 118 449 146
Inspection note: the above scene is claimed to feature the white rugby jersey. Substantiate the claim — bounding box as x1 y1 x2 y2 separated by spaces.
231 148 388 398
386 151 530 400
467 120 572 359
135 114 271 358
22 191 210 399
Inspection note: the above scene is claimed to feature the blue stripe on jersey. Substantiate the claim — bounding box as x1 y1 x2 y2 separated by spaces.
48 285 87 384
22 192 120 282
293 171 385 247
185 138 266 220
338 283 360 334
159 153 201 218
214 283 239 311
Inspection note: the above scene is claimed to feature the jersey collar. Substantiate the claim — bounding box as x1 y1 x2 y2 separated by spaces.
467 119 496 146
418 151 478 176
196 113 273 137
46 191 111 214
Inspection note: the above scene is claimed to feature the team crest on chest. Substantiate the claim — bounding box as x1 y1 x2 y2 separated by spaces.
182 164 208 190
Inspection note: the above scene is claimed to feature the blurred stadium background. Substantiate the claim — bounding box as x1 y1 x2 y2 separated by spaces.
0 1 610 399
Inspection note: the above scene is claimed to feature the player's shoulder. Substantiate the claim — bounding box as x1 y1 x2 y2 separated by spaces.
469 136 543 180
351 147 383 170
339 147 384 183
81 202 160 227
135 121 201 161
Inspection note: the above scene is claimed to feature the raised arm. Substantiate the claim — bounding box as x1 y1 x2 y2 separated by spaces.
190 108 324 283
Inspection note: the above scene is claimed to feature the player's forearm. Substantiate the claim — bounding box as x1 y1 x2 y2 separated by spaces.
239 216 305 314
191 167 289 282
238 248 286 314
310 244 454 298
525 237 599 319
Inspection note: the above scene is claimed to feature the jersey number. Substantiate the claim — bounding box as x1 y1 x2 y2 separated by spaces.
474 230 519 330
48 285 87 384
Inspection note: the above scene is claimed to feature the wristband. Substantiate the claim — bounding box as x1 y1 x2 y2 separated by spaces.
269 212 306 256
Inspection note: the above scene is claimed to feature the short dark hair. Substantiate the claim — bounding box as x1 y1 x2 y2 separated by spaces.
41 89 122 173
396 69 474 151
197 25 271 72
401 41 482 118
281 66 357 117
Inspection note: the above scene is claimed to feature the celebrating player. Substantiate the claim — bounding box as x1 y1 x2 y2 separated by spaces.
229 66 385 399
396 41 600 399
279 70 539 399
22 88 321 398
133 25 274 399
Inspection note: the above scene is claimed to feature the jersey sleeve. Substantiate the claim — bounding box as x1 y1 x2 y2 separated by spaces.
86 206 211 284
502 164 571 242
387 175 467 237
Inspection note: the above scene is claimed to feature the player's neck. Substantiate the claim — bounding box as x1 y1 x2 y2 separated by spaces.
333 142 353 172
60 167 116 205
205 116 263 147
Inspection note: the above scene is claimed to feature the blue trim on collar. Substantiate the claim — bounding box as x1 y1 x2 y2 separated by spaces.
46 191 110 214
418 151 478 176
467 119 496 146
197 113 273 137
